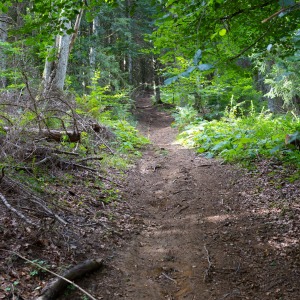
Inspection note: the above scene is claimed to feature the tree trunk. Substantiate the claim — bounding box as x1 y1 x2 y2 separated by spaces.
89 15 99 84
43 11 83 92
52 21 72 91
128 53 133 85
0 14 8 89
152 57 162 104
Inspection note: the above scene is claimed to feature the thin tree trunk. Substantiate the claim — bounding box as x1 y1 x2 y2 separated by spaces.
89 15 99 83
43 10 83 92
128 53 133 84
152 56 162 104
0 14 8 88
69 9 84 54
52 20 72 91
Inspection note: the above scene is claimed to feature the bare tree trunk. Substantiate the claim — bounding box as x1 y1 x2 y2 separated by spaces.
89 15 99 83
43 11 83 92
152 56 162 104
128 53 133 84
52 21 72 91
0 14 8 89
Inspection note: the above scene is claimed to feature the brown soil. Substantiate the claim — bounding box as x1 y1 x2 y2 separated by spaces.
1 95 300 300
80 95 300 300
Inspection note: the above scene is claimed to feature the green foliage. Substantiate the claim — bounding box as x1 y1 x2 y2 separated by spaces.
176 107 300 167
172 106 200 131
151 0 300 117
26 259 50 277
110 121 149 153
75 75 149 155
75 71 133 119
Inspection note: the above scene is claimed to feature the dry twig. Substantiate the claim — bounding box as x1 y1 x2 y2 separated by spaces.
203 244 213 283
0 191 37 226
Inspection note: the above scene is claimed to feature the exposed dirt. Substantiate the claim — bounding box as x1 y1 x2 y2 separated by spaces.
1 95 300 300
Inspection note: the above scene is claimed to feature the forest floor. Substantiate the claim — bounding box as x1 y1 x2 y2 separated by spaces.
1 94 300 300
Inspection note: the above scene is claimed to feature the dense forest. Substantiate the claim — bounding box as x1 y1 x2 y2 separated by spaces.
0 0 300 299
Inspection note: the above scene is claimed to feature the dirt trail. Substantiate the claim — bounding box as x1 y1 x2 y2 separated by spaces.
115 96 237 299
82 95 299 300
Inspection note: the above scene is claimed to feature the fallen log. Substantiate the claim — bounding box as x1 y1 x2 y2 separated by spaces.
3 126 80 142
43 129 81 142
36 258 104 300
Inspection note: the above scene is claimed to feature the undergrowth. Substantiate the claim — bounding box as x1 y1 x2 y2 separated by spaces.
174 105 300 172
0 81 149 208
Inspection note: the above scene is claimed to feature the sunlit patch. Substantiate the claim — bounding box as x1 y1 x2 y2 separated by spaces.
268 237 299 250
205 214 233 223
250 208 281 216
151 228 185 237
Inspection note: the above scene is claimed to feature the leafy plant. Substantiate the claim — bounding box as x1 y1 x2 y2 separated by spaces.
27 259 50 277
176 107 300 167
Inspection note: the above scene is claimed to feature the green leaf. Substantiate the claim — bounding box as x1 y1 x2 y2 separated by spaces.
211 140 230 151
219 28 227 36
164 76 179 85
180 66 196 78
197 64 213 71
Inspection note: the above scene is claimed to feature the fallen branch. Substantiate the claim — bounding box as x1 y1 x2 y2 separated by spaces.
203 244 213 283
0 251 103 300
76 156 103 163
3 176 68 225
175 205 189 215
0 191 37 226
3 126 80 142
36 258 103 300
161 272 177 285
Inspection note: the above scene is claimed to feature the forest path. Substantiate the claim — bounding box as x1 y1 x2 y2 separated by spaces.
113 95 240 299
84 95 299 300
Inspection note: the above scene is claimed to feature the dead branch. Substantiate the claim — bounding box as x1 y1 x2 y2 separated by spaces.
26 147 79 157
262 3 300 23
3 127 81 142
76 156 103 163
161 272 177 285
0 251 102 300
35 258 103 300
3 176 68 225
0 190 37 226
203 244 213 283
76 114 115 154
